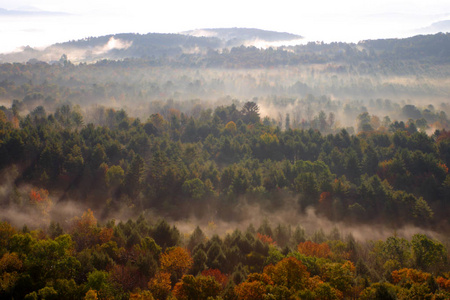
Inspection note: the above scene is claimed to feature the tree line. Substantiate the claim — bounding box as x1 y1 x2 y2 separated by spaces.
0 209 448 299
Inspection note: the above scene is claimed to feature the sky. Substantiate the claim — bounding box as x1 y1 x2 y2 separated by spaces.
1 0 450 53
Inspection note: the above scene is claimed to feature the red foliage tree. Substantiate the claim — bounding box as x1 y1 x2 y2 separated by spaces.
256 233 276 246
201 269 229 288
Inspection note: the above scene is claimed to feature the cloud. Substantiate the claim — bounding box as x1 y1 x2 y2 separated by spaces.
0 7 69 17
92 37 133 55
0 36 134 63
183 29 218 38
243 38 304 49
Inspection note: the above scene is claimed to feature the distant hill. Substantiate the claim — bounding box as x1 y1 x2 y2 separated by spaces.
0 29 449 66
182 27 303 47
357 32 450 61
55 32 223 59
0 28 303 63
59 32 225 50
0 32 220 63
0 8 68 16
415 20 450 35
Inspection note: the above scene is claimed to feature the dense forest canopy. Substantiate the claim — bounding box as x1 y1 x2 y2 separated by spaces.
0 31 449 299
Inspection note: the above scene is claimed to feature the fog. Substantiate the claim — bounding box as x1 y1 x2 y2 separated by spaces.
0 39 449 249
2 61 449 133
42 65 450 132
2 175 447 245
170 197 447 243
0 36 135 63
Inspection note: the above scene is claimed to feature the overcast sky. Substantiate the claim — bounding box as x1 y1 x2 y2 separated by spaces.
1 0 449 53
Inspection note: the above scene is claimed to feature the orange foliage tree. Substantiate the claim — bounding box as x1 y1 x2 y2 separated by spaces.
391 268 431 286
235 281 268 300
436 274 450 292
159 247 193 284
234 273 273 300
297 241 332 258
172 275 222 300
148 272 171 300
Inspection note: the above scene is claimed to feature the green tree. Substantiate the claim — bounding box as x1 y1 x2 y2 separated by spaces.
124 154 144 198
106 165 124 188
182 178 206 200
187 226 207 251
86 270 114 299
381 236 411 267
241 102 260 124
152 220 180 250
358 112 373 132
411 234 447 273
63 145 84 175
26 235 81 287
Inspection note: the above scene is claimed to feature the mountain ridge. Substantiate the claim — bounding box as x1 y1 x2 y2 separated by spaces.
182 27 303 47
0 29 449 65
0 28 303 63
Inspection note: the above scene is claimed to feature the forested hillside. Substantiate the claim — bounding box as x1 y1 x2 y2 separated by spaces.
0 32 449 299
1 31 449 65
1 78 450 298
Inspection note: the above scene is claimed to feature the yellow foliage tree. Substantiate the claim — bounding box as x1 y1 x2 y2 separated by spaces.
70 209 100 250
84 289 99 300
129 290 154 300
0 252 23 292
225 121 237 134
264 256 309 291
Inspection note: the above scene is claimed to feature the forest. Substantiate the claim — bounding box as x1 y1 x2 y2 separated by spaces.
0 33 449 299
0 211 449 299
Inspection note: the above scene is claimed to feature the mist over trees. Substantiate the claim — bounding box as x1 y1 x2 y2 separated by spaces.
0 30 449 299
